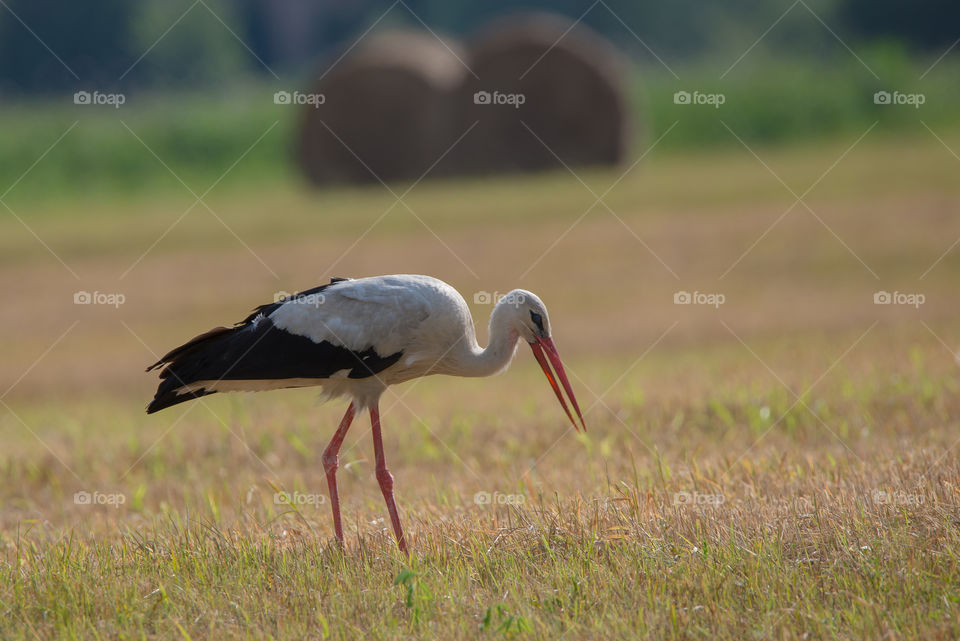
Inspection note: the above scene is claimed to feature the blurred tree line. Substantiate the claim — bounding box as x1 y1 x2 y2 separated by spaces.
0 0 955 93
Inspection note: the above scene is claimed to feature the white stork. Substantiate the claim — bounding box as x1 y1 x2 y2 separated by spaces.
147 274 585 553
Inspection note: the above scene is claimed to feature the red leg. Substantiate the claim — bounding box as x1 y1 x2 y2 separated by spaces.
322 403 355 546
370 404 408 554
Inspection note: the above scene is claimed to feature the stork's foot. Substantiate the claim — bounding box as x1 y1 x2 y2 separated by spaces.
322 403 355 547
376 465 407 554
370 405 408 555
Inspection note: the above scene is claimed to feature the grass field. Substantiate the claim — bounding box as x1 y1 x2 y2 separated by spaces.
2 125 960 639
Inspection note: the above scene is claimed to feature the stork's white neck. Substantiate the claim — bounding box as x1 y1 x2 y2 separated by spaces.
453 302 522 378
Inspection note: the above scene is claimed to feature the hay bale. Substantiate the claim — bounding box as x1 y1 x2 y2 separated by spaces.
454 13 630 175
295 30 466 185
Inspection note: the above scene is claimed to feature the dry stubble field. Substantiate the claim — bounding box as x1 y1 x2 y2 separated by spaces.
2 131 960 639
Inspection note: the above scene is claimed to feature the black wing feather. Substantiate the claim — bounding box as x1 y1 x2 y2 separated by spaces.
146 278 402 414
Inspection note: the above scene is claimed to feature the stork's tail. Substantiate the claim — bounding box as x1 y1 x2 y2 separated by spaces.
146 326 235 413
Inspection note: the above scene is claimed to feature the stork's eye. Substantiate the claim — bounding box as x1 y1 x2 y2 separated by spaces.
530 311 544 331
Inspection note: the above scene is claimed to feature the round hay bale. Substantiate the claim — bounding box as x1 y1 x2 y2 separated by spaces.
454 13 630 175
296 30 466 186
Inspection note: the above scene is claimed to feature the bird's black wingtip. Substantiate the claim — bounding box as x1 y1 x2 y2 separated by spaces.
145 397 169 414
146 388 216 414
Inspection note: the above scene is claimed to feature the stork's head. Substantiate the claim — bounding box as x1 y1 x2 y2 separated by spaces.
496 289 586 432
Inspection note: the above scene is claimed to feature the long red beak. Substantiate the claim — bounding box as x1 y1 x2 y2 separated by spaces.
529 337 586 432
